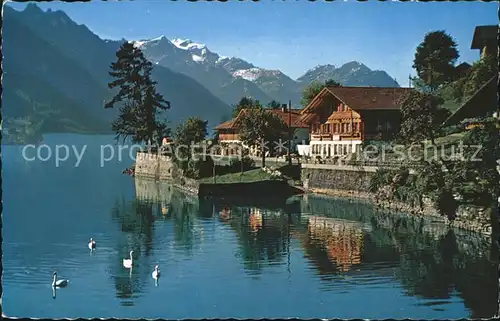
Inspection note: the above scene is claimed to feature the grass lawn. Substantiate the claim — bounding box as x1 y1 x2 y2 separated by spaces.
199 167 277 184
426 131 467 146
441 99 461 113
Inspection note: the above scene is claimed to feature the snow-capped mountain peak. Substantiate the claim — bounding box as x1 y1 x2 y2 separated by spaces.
171 38 206 51
151 35 167 42
233 68 265 81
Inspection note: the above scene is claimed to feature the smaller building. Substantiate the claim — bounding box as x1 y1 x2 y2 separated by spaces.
453 62 472 80
214 106 310 156
471 25 498 60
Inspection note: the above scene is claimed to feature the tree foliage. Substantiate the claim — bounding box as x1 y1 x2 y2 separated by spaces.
173 117 209 178
437 55 498 104
300 79 342 107
105 41 170 144
237 106 288 167
232 97 262 118
446 119 500 206
267 100 283 109
375 117 500 220
398 91 450 144
412 31 459 91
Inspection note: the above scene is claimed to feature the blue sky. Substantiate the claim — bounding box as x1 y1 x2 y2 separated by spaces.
7 0 498 84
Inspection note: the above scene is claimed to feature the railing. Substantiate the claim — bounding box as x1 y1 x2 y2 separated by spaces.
300 155 422 168
310 132 361 140
311 133 332 140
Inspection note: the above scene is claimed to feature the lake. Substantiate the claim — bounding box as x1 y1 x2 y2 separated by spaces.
2 134 498 319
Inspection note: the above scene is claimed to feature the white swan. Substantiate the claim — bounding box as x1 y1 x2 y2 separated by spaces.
88 238 96 250
152 265 160 280
123 250 134 268
52 272 69 288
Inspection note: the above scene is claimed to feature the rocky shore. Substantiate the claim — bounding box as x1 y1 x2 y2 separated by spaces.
307 187 495 237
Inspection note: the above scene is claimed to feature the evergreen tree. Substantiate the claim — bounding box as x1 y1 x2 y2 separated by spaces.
105 41 170 145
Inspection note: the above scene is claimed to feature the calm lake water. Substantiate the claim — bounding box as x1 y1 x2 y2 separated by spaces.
2 134 498 318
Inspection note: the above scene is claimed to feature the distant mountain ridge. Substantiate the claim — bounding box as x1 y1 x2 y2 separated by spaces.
134 36 400 105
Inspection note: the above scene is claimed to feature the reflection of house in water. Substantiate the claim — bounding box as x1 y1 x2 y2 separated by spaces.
218 207 232 221
248 208 263 232
307 216 371 272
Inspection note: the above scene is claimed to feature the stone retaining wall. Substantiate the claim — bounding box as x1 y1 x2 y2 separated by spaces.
301 166 495 236
134 152 174 180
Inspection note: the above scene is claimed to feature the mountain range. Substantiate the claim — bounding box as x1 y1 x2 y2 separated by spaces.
135 36 400 105
2 3 400 138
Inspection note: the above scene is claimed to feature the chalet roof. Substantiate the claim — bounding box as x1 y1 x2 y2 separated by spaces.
268 109 309 127
443 75 497 126
298 113 319 124
301 86 414 115
215 119 235 130
471 25 498 49
215 107 308 130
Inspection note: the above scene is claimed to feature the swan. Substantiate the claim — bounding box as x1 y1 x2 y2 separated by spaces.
152 265 160 280
52 272 69 288
88 238 96 250
123 250 134 268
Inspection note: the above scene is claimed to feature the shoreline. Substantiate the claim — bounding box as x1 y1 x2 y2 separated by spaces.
305 187 494 238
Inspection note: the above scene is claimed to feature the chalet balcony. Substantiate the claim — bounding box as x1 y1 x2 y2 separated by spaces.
310 132 361 141
311 133 333 141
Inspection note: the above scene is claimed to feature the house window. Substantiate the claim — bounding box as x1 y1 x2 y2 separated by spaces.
347 123 351 132
353 122 358 132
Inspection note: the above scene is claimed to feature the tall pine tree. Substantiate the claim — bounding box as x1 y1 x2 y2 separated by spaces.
105 42 170 145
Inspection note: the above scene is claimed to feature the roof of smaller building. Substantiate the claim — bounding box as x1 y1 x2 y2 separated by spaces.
471 25 498 49
443 75 498 126
215 107 308 130
215 119 235 130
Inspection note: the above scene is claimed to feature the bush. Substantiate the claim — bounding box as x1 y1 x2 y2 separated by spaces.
185 156 215 179
229 156 255 172
369 168 392 193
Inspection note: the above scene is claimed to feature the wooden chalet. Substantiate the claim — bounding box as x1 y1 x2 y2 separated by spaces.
297 86 413 157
